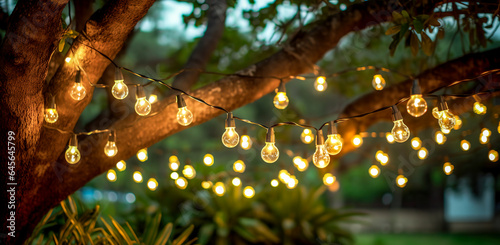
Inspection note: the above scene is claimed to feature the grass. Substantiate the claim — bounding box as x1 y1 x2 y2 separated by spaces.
355 233 500 245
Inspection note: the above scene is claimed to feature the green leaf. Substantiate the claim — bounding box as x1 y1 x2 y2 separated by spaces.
421 32 434 56
401 10 410 19
172 224 194 245
410 32 419 56
385 25 401 35
389 34 401 56
413 19 424 33
58 39 66 52
399 23 409 39
392 11 403 23
154 222 173 245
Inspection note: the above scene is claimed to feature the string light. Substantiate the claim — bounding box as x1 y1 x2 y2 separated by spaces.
273 81 289 109
104 130 118 157
437 96 456 131
65 57 71 63
182 165 196 179
170 172 179 180
314 76 327 92
107 169 117 182
175 177 187 189
352 134 363 147
386 132 395 144
296 158 308 171
134 86 151 116
203 154 214 166
454 115 462 130
418 147 428 160
270 179 279 187
133 171 143 183
65 134 81 164
489 150 498 162
391 106 410 143
497 122 500 134
411 137 422 150
44 96 59 123
147 178 158 191
243 186 255 198
372 74 386 90
169 155 180 171
112 68 128 99
300 128 315 144
443 162 454 175
233 160 246 173
435 131 446 145
201 181 212 189
479 134 489 144
278 170 291 184
116 160 126 171
375 151 389 165
136 148 148 162
396 174 407 188
325 122 343 155
406 80 427 117
261 128 279 163
461 140 470 151
432 107 441 119
481 128 491 137
312 130 330 168
70 70 86 101
213 182 225 196
176 95 193 126
240 135 252 150
222 113 239 148
148 94 157 104
442 127 451 134
369 165 380 178
473 101 487 115
232 177 241 186
286 176 298 189
323 173 336 186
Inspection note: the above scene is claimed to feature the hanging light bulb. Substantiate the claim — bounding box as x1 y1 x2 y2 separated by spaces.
386 132 395 144
273 81 289 109
232 177 241 186
411 137 422 150
169 155 180 171
372 74 386 91
176 94 193 126
296 158 308 172
240 135 252 150
147 178 158 191
435 131 446 145
396 174 408 188
460 139 470 151
391 106 410 143
243 186 255 198
133 171 143 183
270 179 279 187
300 128 315 144
148 94 157 104
116 160 126 171
473 101 487 115
107 169 117 182
314 76 327 92
286 176 298 189
443 162 454 175
437 97 456 131
261 128 279 163
203 154 214 166
454 115 462 130
375 150 384 162
480 134 489 144
380 153 389 165
233 160 246 173
432 107 441 119
325 121 343 155
170 172 179 180
136 148 148 162
313 130 330 168
352 134 363 147
278 170 291 184
222 113 239 148
406 79 427 117
175 177 187 189
488 150 499 162
293 156 303 166
65 134 81 164
418 147 428 160
134 86 151 116
323 173 336 186
70 70 86 101
481 128 491 137
369 165 380 178
182 165 196 179
112 68 129 99
201 181 212 189
104 130 118 157
213 182 225 196
44 96 59 123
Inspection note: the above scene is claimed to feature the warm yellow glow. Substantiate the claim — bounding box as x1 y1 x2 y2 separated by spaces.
170 172 179 180
314 76 327 92
107 169 117 182
135 97 151 116
313 144 330 168
386 132 395 144
232 177 241 186
443 162 454 175
473 102 487 115
177 106 193 126
104 140 118 157
182 165 196 179
203 154 214 166
454 115 462 130
65 146 81 164
213 182 225 196
137 148 148 162
461 140 470 151
325 134 343 155
44 108 59 123
435 131 446 145
498 122 500 134
175 177 187 189
411 137 422 150
169 155 180 171
396 175 408 188
352 135 363 147
407 94 427 117
480 134 489 144
392 119 410 143
70 82 86 101
279 170 291 184
148 94 157 103
489 150 499 162
293 156 303 166
296 158 308 171
372 74 386 90
286 176 298 189
116 160 126 171
243 186 255 198
270 179 279 187
133 171 143 183
369 165 380 178
201 181 212 189
418 147 428 160
481 128 491 137
233 160 246 173
379 153 389 165
112 79 128 100
222 127 239 148
323 173 336 186
273 92 289 109
65 57 72 63
442 127 451 134
432 107 441 119
261 142 279 163
375 150 384 162
147 178 158 191
438 109 456 131
240 135 252 150
300 129 315 144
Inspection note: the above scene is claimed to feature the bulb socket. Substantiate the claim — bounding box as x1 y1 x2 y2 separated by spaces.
136 86 146 99
327 121 337 135
438 96 448 111
75 70 82 84
316 130 325 145
49 96 56 109
265 127 275 143
277 81 286 93
115 67 124 81
108 130 115 142
411 79 422 95
391 105 403 121
225 112 235 127
176 95 187 108
69 134 78 147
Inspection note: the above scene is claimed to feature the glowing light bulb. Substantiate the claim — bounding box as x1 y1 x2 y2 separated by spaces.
182 165 196 179
134 86 151 116
396 175 407 188
65 135 81 164
136 148 148 162
442 127 451 134
112 68 128 99
386 133 395 144
261 128 279 163
443 162 454 175
296 158 308 172
116 160 126 171
222 113 239 148
176 95 193 126
300 128 315 144
461 140 470 151
169 155 180 171
480 134 489 144
375 150 384 162
380 153 389 166
497 122 500 134
432 107 441 119
313 131 330 168
203 154 214 166
147 178 158 191
104 131 118 157
170 172 179 180
44 96 59 123
325 122 343 155
279 170 291 184
107 169 117 182
369 165 380 178
273 92 289 109
314 76 327 92
391 106 410 143
481 128 491 137
271 179 279 187
65 57 71 63
323 173 336 186
243 186 255 198
240 135 252 150
233 160 246 173
213 182 225 196
437 98 456 131
435 131 446 145
488 150 498 162
133 171 143 183
202 181 212 189
175 177 187 189
473 101 487 115
411 137 422 150
406 80 427 117
70 71 86 101
372 74 386 90
232 177 241 186
352 134 363 147
148 94 157 104
454 116 462 130
418 147 428 160
293 156 303 166
286 176 298 189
